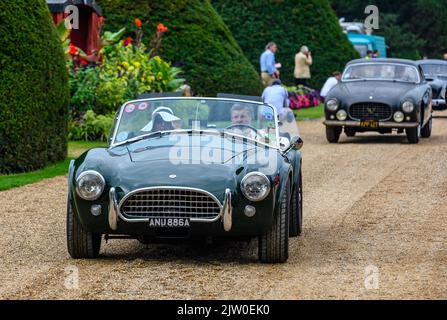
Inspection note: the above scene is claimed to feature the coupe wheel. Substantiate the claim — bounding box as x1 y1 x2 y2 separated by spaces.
421 116 432 138
259 182 290 263
67 199 102 259
406 123 421 144
289 171 303 237
326 126 341 143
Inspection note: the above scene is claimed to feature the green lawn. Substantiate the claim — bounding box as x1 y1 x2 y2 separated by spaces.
0 141 107 191
295 104 324 120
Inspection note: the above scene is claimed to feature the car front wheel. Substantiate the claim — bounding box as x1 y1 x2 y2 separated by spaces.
67 199 102 259
259 182 290 263
421 116 432 138
406 123 421 144
326 126 341 143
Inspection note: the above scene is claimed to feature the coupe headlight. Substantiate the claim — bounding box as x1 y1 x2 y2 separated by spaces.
76 171 106 201
241 172 271 202
326 99 339 112
402 101 415 113
394 111 405 123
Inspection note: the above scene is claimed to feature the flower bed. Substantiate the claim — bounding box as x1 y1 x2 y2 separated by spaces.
287 85 322 110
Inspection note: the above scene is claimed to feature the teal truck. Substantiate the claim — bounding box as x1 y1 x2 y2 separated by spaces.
347 33 387 58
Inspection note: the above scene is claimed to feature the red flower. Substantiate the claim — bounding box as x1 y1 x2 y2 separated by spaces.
69 43 78 55
123 37 133 46
157 23 168 33
80 58 88 66
134 18 142 28
99 16 105 25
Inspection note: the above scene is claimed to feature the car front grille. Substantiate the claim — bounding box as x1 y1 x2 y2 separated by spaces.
120 188 222 220
349 103 392 121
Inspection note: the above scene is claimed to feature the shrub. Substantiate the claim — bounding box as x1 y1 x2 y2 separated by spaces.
212 0 359 89
97 0 264 96
67 23 185 116
68 110 115 142
0 0 69 173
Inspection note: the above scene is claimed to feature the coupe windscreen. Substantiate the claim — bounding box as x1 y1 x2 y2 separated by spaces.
421 64 447 76
113 98 279 147
343 63 419 83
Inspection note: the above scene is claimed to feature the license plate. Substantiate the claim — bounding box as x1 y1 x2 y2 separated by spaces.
148 218 190 228
360 120 379 128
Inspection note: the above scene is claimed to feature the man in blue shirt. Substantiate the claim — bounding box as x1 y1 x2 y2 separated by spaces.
260 42 279 86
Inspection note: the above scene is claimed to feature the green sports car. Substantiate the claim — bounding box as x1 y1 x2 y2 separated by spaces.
67 96 303 263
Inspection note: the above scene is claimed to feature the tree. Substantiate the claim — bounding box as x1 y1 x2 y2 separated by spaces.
0 0 70 173
212 0 359 88
98 0 264 96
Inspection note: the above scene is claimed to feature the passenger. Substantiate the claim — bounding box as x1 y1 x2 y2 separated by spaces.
141 106 182 132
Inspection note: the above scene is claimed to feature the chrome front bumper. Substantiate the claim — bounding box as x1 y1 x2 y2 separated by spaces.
108 187 233 232
432 99 446 106
324 120 419 129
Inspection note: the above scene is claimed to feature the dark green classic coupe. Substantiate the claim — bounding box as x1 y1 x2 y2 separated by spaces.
67 96 303 263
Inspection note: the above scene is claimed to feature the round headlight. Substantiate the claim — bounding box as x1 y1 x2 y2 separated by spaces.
241 172 271 202
336 109 347 121
76 171 106 201
402 101 415 113
394 111 405 123
326 99 339 112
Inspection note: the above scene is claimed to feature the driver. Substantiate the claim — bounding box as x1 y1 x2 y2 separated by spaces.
141 106 182 132
227 103 258 139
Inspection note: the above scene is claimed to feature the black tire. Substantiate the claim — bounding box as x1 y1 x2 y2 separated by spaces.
421 116 432 138
345 128 356 137
406 123 421 144
326 126 341 143
289 170 303 237
259 182 290 263
67 199 102 259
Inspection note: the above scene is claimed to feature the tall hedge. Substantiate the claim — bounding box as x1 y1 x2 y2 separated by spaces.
212 0 359 88
0 0 69 174
98 0 264 96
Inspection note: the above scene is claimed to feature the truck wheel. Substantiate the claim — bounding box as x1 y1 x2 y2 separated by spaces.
259 182 290 263
289 170 303 237
421 116 432 138
326 126 341 143
406 124 421 144
67 199 101 259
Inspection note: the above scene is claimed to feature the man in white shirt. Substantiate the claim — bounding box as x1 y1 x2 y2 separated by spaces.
320 71 341 101
262 79 289 118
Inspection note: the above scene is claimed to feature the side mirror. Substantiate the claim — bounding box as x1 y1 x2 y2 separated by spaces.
283 136 303 154
279 137 290 151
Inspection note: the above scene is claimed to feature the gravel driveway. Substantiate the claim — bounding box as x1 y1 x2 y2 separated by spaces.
1 113 446 299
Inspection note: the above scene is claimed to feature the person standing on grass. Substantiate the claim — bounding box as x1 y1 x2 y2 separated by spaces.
294 46 313 87
260 42 280 86
320 71 342 102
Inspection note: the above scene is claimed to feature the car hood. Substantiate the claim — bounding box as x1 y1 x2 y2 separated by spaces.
332 81 416 105
75 139 280 199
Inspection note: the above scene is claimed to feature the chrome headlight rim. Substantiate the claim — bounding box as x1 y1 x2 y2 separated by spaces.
402 100 415 113
75 170 106 201
326 99 339 112
240 172 271 202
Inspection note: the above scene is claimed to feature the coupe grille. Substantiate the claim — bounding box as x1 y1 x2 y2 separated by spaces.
349 103 392 121
120 188 222 220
